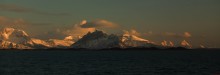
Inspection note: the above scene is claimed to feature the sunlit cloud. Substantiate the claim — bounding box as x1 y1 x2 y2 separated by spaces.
163 32 192 38
0 4 70 16
63 24 95 37
143 31 192 38
58 19 119 39
61 20 96 37
35 20 118 40
123 29 141 36
80 20 118 28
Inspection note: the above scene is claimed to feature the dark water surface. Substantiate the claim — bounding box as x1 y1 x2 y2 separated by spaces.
0 50 220 75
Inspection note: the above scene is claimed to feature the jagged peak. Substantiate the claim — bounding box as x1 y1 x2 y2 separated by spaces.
92 29 107 34
83 29 108 38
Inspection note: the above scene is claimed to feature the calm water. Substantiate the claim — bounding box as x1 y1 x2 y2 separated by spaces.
0 50 220 75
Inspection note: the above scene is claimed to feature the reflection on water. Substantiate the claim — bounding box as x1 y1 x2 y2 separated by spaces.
0 50 220 75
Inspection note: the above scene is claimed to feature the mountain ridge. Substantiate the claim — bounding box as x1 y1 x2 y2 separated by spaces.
0 28 196 50
71 30 164 49
0 27 75 49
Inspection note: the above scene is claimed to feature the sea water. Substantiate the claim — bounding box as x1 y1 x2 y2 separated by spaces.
0 50 220 75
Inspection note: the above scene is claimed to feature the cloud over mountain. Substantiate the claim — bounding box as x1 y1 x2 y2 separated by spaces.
123 29 141 36
60 20 96 37
61 19 119 37
63 24 95 37
35 20 118 40
80 20 117 28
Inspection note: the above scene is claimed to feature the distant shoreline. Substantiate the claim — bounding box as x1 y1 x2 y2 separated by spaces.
0 47 219 51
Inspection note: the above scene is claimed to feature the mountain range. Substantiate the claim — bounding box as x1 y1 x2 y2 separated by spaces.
0 27 192 50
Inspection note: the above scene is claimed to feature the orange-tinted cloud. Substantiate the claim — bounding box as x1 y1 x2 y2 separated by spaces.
143 31 192 38
63 25 95 37
123 29 141 36
62 20 96 37
80 20 117 28
0 4 70 16
38 20 115 40
0 16 28 27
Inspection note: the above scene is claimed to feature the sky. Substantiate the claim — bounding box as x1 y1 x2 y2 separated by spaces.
0 0 220 48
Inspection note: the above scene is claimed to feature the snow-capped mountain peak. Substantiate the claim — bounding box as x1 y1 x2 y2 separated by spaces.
71 30 160 49
71 30 120 49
